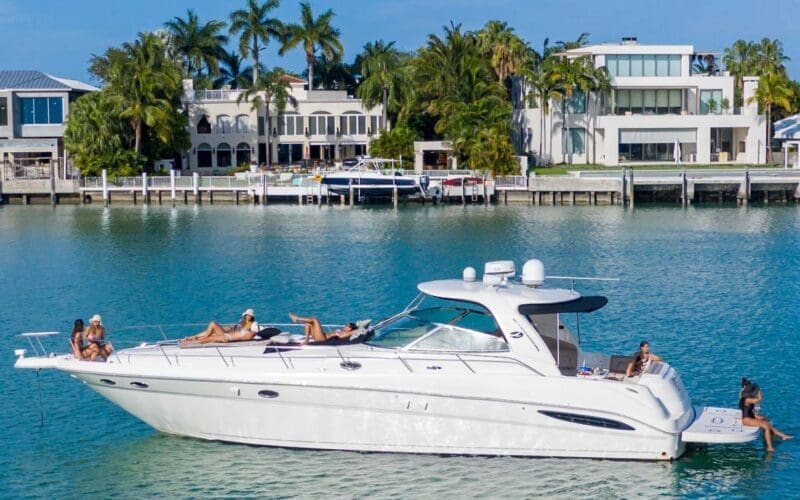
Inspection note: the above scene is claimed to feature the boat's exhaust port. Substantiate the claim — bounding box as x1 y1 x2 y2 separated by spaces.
340 361 361 371
99 379 116 385
130 382 148 389
426 366 442 370
257 390 280 399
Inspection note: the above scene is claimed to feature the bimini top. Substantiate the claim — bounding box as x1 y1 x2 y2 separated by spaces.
418 279 582 308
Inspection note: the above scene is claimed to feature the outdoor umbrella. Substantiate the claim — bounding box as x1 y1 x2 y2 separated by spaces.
673 139 681 166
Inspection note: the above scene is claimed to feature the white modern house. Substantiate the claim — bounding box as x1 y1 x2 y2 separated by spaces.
514 38 767 166
183 76 385 171
0 70 97 178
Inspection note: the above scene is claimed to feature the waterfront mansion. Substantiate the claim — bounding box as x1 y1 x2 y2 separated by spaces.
513 38 767 166
182 76 384 171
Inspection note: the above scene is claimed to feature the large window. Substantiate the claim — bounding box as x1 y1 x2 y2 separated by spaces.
196 143 212 167
566 128 585 155
565 91 586 114
614 89 682 114
216 142 232 168
308 112 334 135
20 97 63 124
619 143 678 162
0 97 7 126
279 114 303 135
606 55 681 77
340 112 366 135
235 115 250 133
216 115 232 133
699 89 723 114
236 142 251 166
197 115 211 134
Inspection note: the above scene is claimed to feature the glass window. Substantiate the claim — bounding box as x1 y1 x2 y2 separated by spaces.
669 55 682 76
567 128 585 154
616 89 630 113
309 116 317 135
370 116 377 134
348 115 358 134
566 91 586 114
643 90 656 113
630 89 643 112
669 89 682 113
630 55 643 77
700 89 723 114
357 115 366 135
340 116 347 134
0 97 7 126
617 55 630 77
411 325 508 352
606 55 618 77
285 115 295 135
643 56 656 76
656 90 669 112
216 143 232 167
48 98 63 124
368 315 438 348
327 116 335 134
216 115 231 133
257 116 265 136
656 55 669 76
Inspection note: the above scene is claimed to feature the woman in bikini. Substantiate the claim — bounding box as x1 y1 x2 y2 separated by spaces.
70 319 98 360
181 309 260 345
740 378 792 451
289 313 357 343
84 314 113 360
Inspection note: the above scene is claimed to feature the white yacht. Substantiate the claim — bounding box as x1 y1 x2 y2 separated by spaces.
14 260 756 460
320 156 429 198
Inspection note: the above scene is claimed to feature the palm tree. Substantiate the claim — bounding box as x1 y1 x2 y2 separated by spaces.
279 1 343 90
475 20 529 82
163 9 228 79
747 73 795 160
756 38 789 77
523 58 563 163
554 33 591 51
229 0 283 86
587 65 611 164
213 49 255 89
237 68 297 164
308 54 356 92
105 33 183 154
357 40 409 130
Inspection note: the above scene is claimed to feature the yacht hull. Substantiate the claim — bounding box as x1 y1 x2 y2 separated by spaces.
75 370 685 460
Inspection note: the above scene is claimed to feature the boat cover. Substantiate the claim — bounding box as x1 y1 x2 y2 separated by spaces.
681 406 760 443
518 296 608 315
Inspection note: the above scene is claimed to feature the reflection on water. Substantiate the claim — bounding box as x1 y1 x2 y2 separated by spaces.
2 204 799 497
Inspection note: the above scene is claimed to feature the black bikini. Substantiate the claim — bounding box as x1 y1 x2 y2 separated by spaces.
739 398 756 419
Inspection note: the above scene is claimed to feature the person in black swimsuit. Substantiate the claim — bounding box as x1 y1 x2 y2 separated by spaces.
740 378 792 451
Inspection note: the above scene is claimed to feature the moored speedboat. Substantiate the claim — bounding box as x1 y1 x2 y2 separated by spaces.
13 259 757 460
320 156 428 198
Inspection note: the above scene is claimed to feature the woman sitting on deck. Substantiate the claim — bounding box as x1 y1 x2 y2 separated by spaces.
289 313 357 343
84 314 113 360
70 319 98 360
181 309 260 345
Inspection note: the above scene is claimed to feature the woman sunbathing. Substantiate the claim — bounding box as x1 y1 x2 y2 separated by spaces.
70 319 99 360
289 313 357 343
181 309 260 345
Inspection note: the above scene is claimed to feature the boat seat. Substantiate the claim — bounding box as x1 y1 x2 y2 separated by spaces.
609 355 634 374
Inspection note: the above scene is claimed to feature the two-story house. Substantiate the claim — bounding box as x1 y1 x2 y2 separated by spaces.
0 70 98 178
515 38 766 166
183 76 384 171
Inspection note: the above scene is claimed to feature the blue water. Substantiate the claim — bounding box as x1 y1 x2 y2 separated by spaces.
2 204 799 498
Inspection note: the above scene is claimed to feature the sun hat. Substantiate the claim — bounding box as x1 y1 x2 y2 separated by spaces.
90 314 102 324
242 308 255 318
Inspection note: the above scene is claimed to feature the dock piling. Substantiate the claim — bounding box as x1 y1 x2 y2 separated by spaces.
102 169 109 207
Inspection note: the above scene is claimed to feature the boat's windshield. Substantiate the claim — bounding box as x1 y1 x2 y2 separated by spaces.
367 305 508 352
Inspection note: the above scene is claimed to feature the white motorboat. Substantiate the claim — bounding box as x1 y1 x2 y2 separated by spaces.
13 259 757 460
320 156 429 198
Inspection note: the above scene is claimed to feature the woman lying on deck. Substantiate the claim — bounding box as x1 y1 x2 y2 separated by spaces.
289 313 357 343
181 309 260 345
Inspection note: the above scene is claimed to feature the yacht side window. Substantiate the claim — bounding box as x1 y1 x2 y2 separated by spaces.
411 325 509 352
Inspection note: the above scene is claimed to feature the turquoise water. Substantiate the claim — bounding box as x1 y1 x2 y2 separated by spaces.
2 204 799 498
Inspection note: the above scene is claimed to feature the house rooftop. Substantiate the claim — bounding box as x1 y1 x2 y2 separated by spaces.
0 70 98 91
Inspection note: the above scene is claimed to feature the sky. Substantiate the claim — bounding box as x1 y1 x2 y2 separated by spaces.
1 0 799 84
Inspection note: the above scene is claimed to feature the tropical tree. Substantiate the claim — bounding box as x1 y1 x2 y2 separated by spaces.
368 125 418 162
475 20 530 82
523 57 564 162
692 53 718 75
554 33 591 51
469 126 518 175
747 72 795 159
357 40 410 129
163 9 228 80
103 33 186 155
229 0 283 85
279 1 343 90
724 38 790 106
213 49 255 89
308 54 356 92
237 68 297 162
64 92 141 176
